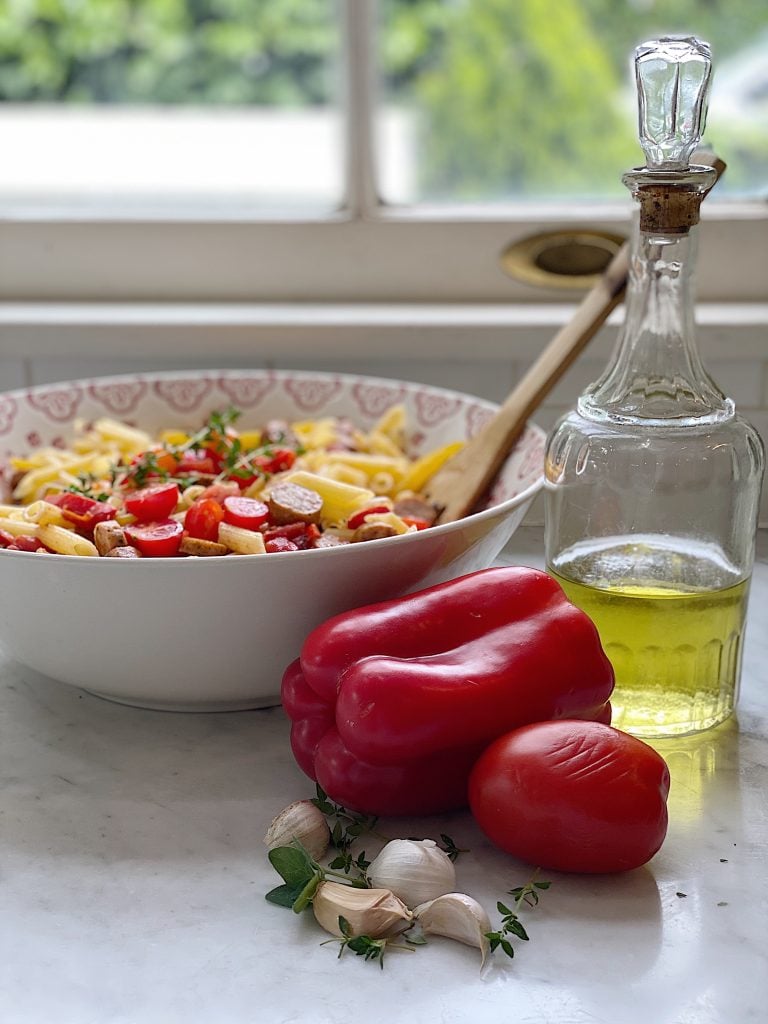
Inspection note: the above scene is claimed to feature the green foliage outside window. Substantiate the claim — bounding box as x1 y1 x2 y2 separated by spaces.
0 0 764 197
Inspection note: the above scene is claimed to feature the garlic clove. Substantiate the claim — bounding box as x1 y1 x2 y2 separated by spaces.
367 838 456 909
263 799 330 861
312 880 413 938
414 893 492 966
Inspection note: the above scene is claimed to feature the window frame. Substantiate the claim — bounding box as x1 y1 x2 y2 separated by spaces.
0 0 764 306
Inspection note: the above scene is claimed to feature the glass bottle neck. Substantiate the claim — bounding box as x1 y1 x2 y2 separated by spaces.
579 218 732 426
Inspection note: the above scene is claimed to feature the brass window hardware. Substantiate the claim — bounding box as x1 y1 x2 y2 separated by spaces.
500 229 626 290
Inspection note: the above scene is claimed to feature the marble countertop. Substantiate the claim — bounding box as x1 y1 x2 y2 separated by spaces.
3 527 768 1024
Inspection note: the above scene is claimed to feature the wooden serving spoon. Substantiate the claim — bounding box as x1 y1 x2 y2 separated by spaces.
423 153 726 525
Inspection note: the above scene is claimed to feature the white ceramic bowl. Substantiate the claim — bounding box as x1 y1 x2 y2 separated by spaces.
0 370 544 710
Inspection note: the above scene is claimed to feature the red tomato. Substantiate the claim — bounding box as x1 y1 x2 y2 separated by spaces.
175 450 217 476
261 522 307 542
0 529 16 547
222 496 270 531
13 535 45 552
265 536 299 553
184 498 225 542
468 720 670 874
51 492 117 534
264 447 297 473
124 519 184 557
199 482 241 505
346 505 390 530
132 449 179 476
400 516 430 531
249 447 297 477
123 482 179 522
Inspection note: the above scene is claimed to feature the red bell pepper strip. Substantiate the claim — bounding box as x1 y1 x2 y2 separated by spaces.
281 566 614 815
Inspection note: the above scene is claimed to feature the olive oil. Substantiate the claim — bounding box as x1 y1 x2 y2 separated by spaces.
551 568 749 738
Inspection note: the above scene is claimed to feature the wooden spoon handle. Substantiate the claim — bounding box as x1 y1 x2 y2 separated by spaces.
422 247 628 523
424 152 726 525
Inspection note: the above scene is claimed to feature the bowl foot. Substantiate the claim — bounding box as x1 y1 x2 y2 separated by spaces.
83 688 282 713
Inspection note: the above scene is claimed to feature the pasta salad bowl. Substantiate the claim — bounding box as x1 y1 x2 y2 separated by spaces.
0 369 544 710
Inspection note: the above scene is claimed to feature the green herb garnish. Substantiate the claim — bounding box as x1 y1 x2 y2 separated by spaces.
485 874 550 960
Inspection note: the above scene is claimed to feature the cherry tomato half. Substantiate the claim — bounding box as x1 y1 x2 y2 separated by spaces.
468 720 670 874
13 534 45 552
265 536 299 553
400 516 430 531
50 492 117 535
175 450 217 476
346 505 390 530
131 449 179 477
184 498 225 542
222 496 270 532
124 519 184 557
123 482 180 523
261 522 321 549
199 482 240 505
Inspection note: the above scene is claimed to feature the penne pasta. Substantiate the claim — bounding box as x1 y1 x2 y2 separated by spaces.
218 521 267 555
37 524 98 556
0 516 40 537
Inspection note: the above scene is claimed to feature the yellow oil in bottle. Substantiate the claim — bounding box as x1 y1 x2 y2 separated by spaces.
550 564 749 739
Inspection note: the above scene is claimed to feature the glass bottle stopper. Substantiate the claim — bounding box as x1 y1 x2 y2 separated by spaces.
627 37 717 233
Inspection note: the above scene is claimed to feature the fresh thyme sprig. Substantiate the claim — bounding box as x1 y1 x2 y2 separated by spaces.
322 917 423 969
312 784 379 878
508 877 551 908
485 874 550 960
438 833 468 863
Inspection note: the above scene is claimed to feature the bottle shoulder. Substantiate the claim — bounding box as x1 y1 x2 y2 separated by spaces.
546 407 765 479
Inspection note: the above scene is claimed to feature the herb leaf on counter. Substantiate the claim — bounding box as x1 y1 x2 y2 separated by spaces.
485 874 550 960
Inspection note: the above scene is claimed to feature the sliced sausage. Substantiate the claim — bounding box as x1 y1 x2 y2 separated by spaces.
105 545 143 558
94 520 127 556
352 522 398 543
179 536 228 557
267 482 323 525
313 533 349 549
393 495 439 525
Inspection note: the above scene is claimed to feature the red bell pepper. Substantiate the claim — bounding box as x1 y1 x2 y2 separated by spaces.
281 566 614 816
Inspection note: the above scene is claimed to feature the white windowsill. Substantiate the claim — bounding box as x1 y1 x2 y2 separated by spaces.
0 301 765 361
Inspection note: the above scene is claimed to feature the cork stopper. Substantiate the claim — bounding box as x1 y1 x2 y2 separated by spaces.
636 183 704 233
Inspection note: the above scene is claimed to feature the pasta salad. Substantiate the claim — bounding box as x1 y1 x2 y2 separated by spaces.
0 405 460 557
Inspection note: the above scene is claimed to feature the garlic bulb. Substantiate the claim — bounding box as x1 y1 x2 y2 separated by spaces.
367 839 456 909
312 881 413 938
414 893 492 966
263 800 330 861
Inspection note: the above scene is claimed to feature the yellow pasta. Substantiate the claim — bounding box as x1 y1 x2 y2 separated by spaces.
364 430 404 458
371 404 407 445
218 521 267 555
93 418 153 451
22 501 66 526
361 512 413 536
37 524 98 556
398 441 464 494
0 516 40 537
318 463 370 489
292 418 338 450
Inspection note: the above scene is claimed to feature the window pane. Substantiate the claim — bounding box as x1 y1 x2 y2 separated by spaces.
0 0 341 212
378 0 768 204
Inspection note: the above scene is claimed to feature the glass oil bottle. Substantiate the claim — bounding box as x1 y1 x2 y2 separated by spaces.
544 37 764 738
